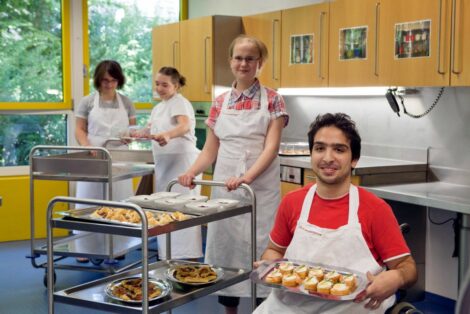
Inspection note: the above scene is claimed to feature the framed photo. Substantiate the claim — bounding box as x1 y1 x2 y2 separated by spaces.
290 34 314 65
339 26 368 60
394 19 431 59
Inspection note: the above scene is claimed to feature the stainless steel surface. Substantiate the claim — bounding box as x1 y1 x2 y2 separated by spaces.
166 179 258 311
54 260 250 313
280 165 302 184
47 198 150 314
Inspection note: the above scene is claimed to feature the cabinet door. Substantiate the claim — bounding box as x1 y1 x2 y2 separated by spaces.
180 16 213 101
281 4 329 87
152 23 180 99
243 11 281 89
450 0 470 86
281 182 301 198
381 0 451 86
329 0 386 86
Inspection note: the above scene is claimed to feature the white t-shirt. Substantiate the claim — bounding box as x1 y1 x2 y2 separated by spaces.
149 93 199 155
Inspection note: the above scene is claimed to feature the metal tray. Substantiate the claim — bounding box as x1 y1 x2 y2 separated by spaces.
105 277 171 304
250 259 368 301
165 261 224 287
57 206 197 228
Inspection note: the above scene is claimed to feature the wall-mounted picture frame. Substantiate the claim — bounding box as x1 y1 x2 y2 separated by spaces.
290 34 314 65
394 19 431 59
339 26 368 60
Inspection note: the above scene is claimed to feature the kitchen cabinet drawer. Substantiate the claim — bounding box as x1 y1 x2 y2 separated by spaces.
303 169 316 186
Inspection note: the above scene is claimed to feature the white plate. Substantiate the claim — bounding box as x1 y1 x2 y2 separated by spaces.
207 198 240 210
153 198 189 211
150 192 181 199
105 277 171 303
184 201 219 214
128 195 161 207
176 194 209 202
166 264 224 286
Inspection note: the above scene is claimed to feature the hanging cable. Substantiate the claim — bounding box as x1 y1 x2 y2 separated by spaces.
396 87 445 118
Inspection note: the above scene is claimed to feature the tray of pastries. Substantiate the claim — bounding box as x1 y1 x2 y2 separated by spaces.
58 206 193 228
166 261 224 286
251 259 367 301
105 277 171 303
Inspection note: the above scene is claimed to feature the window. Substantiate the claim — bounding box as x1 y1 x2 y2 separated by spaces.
87 0 180 104
0 0 69 105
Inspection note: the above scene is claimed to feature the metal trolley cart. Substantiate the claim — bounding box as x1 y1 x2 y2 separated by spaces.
46 179 258 313
28 145 155 283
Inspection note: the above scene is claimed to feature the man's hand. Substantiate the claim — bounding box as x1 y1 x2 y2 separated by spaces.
354 270 402 310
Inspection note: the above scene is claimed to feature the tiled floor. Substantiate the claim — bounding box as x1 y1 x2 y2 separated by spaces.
0 239 456 314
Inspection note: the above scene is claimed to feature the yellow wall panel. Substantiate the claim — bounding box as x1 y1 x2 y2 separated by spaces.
0 176 69 242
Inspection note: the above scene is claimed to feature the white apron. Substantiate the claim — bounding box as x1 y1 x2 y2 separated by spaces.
206 87 281 297
254 184 395 314
75 93 134 252
150 111 202 260
76 92 133 201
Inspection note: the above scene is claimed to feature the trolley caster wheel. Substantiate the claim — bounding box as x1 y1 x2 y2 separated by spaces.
90 258 104 266
43 270 57 288
391 302 421 314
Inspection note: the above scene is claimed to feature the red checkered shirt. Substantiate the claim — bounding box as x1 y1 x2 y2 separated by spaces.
206 80 289 129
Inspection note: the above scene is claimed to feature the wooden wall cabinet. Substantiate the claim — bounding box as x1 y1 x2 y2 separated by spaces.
242 11 281 89
281 3 329 87
448 0 470 86
152 16 241 101
329 0 388 86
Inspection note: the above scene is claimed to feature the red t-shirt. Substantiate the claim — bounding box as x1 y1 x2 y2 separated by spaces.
270 184 410 265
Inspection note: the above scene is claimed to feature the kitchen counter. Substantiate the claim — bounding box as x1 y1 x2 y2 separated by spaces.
364 181 470 215
280 155 426 174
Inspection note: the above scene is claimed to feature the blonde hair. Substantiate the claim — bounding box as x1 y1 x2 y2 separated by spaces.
228 35 268 63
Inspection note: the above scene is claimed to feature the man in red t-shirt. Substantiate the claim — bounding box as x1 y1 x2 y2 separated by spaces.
254 113 417 314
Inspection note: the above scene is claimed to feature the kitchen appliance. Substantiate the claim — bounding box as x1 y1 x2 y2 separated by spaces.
280 165 303 185
192 102 211 151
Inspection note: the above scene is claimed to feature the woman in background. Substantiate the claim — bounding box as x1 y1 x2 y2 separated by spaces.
148 66 202 260
74 60 136 262
179 35 289 313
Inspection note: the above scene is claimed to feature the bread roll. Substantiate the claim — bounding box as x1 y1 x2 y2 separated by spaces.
294 265 308 279
317 280 333 294
303 276 318 292
330 283 351 296
324 271 342 284
282 274 301 287
308 267 324 281
342 274 357 290
265 269 282 284
278 262 294 275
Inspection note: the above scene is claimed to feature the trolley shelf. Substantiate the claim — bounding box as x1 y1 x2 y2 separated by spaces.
53 260 251 313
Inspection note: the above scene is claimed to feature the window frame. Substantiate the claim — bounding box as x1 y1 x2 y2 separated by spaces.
0 0 72 111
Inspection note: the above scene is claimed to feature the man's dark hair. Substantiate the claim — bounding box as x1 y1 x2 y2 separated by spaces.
307 113 361 161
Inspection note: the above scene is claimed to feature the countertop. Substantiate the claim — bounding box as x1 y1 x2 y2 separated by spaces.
280 155 427 175
364 182 470 215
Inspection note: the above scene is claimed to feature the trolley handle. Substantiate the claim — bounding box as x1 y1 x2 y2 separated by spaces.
29 145 113 161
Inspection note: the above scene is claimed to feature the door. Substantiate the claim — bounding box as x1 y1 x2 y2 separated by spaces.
450 0 470 86
281 3 329 87
152 22 180 100
180 16 213 101
243 11 281 89
329 0 387 86
381 0 451 86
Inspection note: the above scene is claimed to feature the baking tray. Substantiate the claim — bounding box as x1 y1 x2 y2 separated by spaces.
57 206 198 229
250 259 368 301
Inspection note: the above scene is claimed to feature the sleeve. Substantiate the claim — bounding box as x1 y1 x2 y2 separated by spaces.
170 95 193 118
74 94 93 119
266 88 289 127
205 92 226 130
120 94 136 119
368 196 411 263
269 195 295 248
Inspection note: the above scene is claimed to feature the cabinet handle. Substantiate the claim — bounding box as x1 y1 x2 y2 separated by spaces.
204 36 211 93
172 40 179 67
437 0 446 74
451 0 462 74
272 19 280 81
318 12 326 79
374 2 380 77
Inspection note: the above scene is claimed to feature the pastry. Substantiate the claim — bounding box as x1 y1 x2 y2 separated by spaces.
307 267 324 281
265 269 283 284
317 280 333 294
324 270 342 283
282 274 301 287
342 274 357 290
330 283 351 296
294 265 308 279
278 262 294 275
303 276 318 292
